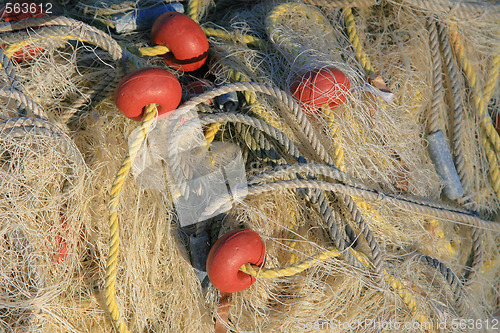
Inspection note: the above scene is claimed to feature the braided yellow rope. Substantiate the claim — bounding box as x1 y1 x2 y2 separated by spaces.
187 0 202 22
322 107 346 171
204 123 222 143
343 7 374 76
240 246 342 278
449 24 500 200
139 45 170 57
203 27 271 50
240 246 432 327
105 104 158 333
4 35 94 57
483 47 500 102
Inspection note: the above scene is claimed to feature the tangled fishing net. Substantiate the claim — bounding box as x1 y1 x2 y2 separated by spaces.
0 0 499 332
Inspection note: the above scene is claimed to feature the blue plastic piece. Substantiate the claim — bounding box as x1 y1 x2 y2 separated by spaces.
216 91 239 112
427 130 464 200
113 2 184 33
189 232 209 283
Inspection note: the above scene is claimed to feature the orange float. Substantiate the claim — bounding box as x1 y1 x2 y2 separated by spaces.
114 67 182 121
151 12 209 72
206 230 266 294
290 66 350 114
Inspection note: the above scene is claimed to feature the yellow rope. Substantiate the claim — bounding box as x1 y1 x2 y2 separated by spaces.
105 104 158 333
240 246 343 278
240 246 432 327
4 35 93 57
202 27 271 50
483 47 500 102
204 123 221 143
322 106 346 171
138 45 170 57
343 7 374 76
449 24 500 199
187 0 202 22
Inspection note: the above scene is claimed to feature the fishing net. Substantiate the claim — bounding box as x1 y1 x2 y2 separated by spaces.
0 0 499 332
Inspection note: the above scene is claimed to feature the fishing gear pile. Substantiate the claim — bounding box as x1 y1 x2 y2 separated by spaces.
0 0 499 332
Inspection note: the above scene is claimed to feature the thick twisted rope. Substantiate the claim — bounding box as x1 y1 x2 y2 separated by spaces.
416 254 468 317
0 87 44 118
343 7 374 76
0 47 20 90
187 0 202 22
436 22 483 285
304 0 376 7
426 18 443 134
436 23 470 198
248 162 363 189
199 178 500 231
1 24 123 61
395 0 500 21
448 24 500 200
105 104 157 333
204 27 272 51
241 245 431 326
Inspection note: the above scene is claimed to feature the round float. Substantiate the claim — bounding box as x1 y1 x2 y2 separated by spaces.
114 67 182 121
290 66 350 114
151 12 209 72
207 229 266 294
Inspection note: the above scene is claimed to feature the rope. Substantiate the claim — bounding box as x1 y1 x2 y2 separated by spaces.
187 0 202 22
241 245 432 327
203 27 272 51
448 23 500 200
483 48 500 104
395 0 500 22
104 104 158 333
62 70 119 124
0 48 20 90
172 111 366 271
343 7 374 76
199 177 500 231
322 107 346 171
240 246 343 278
426 18 443 134
1 24 123 61
138 45 170 57
0 87 44 118
437 22 483 285
436 22 471 198
304 0 377 7
416 254 468 317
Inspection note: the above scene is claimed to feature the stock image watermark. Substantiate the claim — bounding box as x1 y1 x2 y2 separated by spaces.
296 318 499 331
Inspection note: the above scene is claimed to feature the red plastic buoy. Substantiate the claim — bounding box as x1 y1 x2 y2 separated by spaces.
207 230 266 294
183 78 214 104
290 66 350 114
151 12 209 72
0 0 47 62
114 67 182 121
